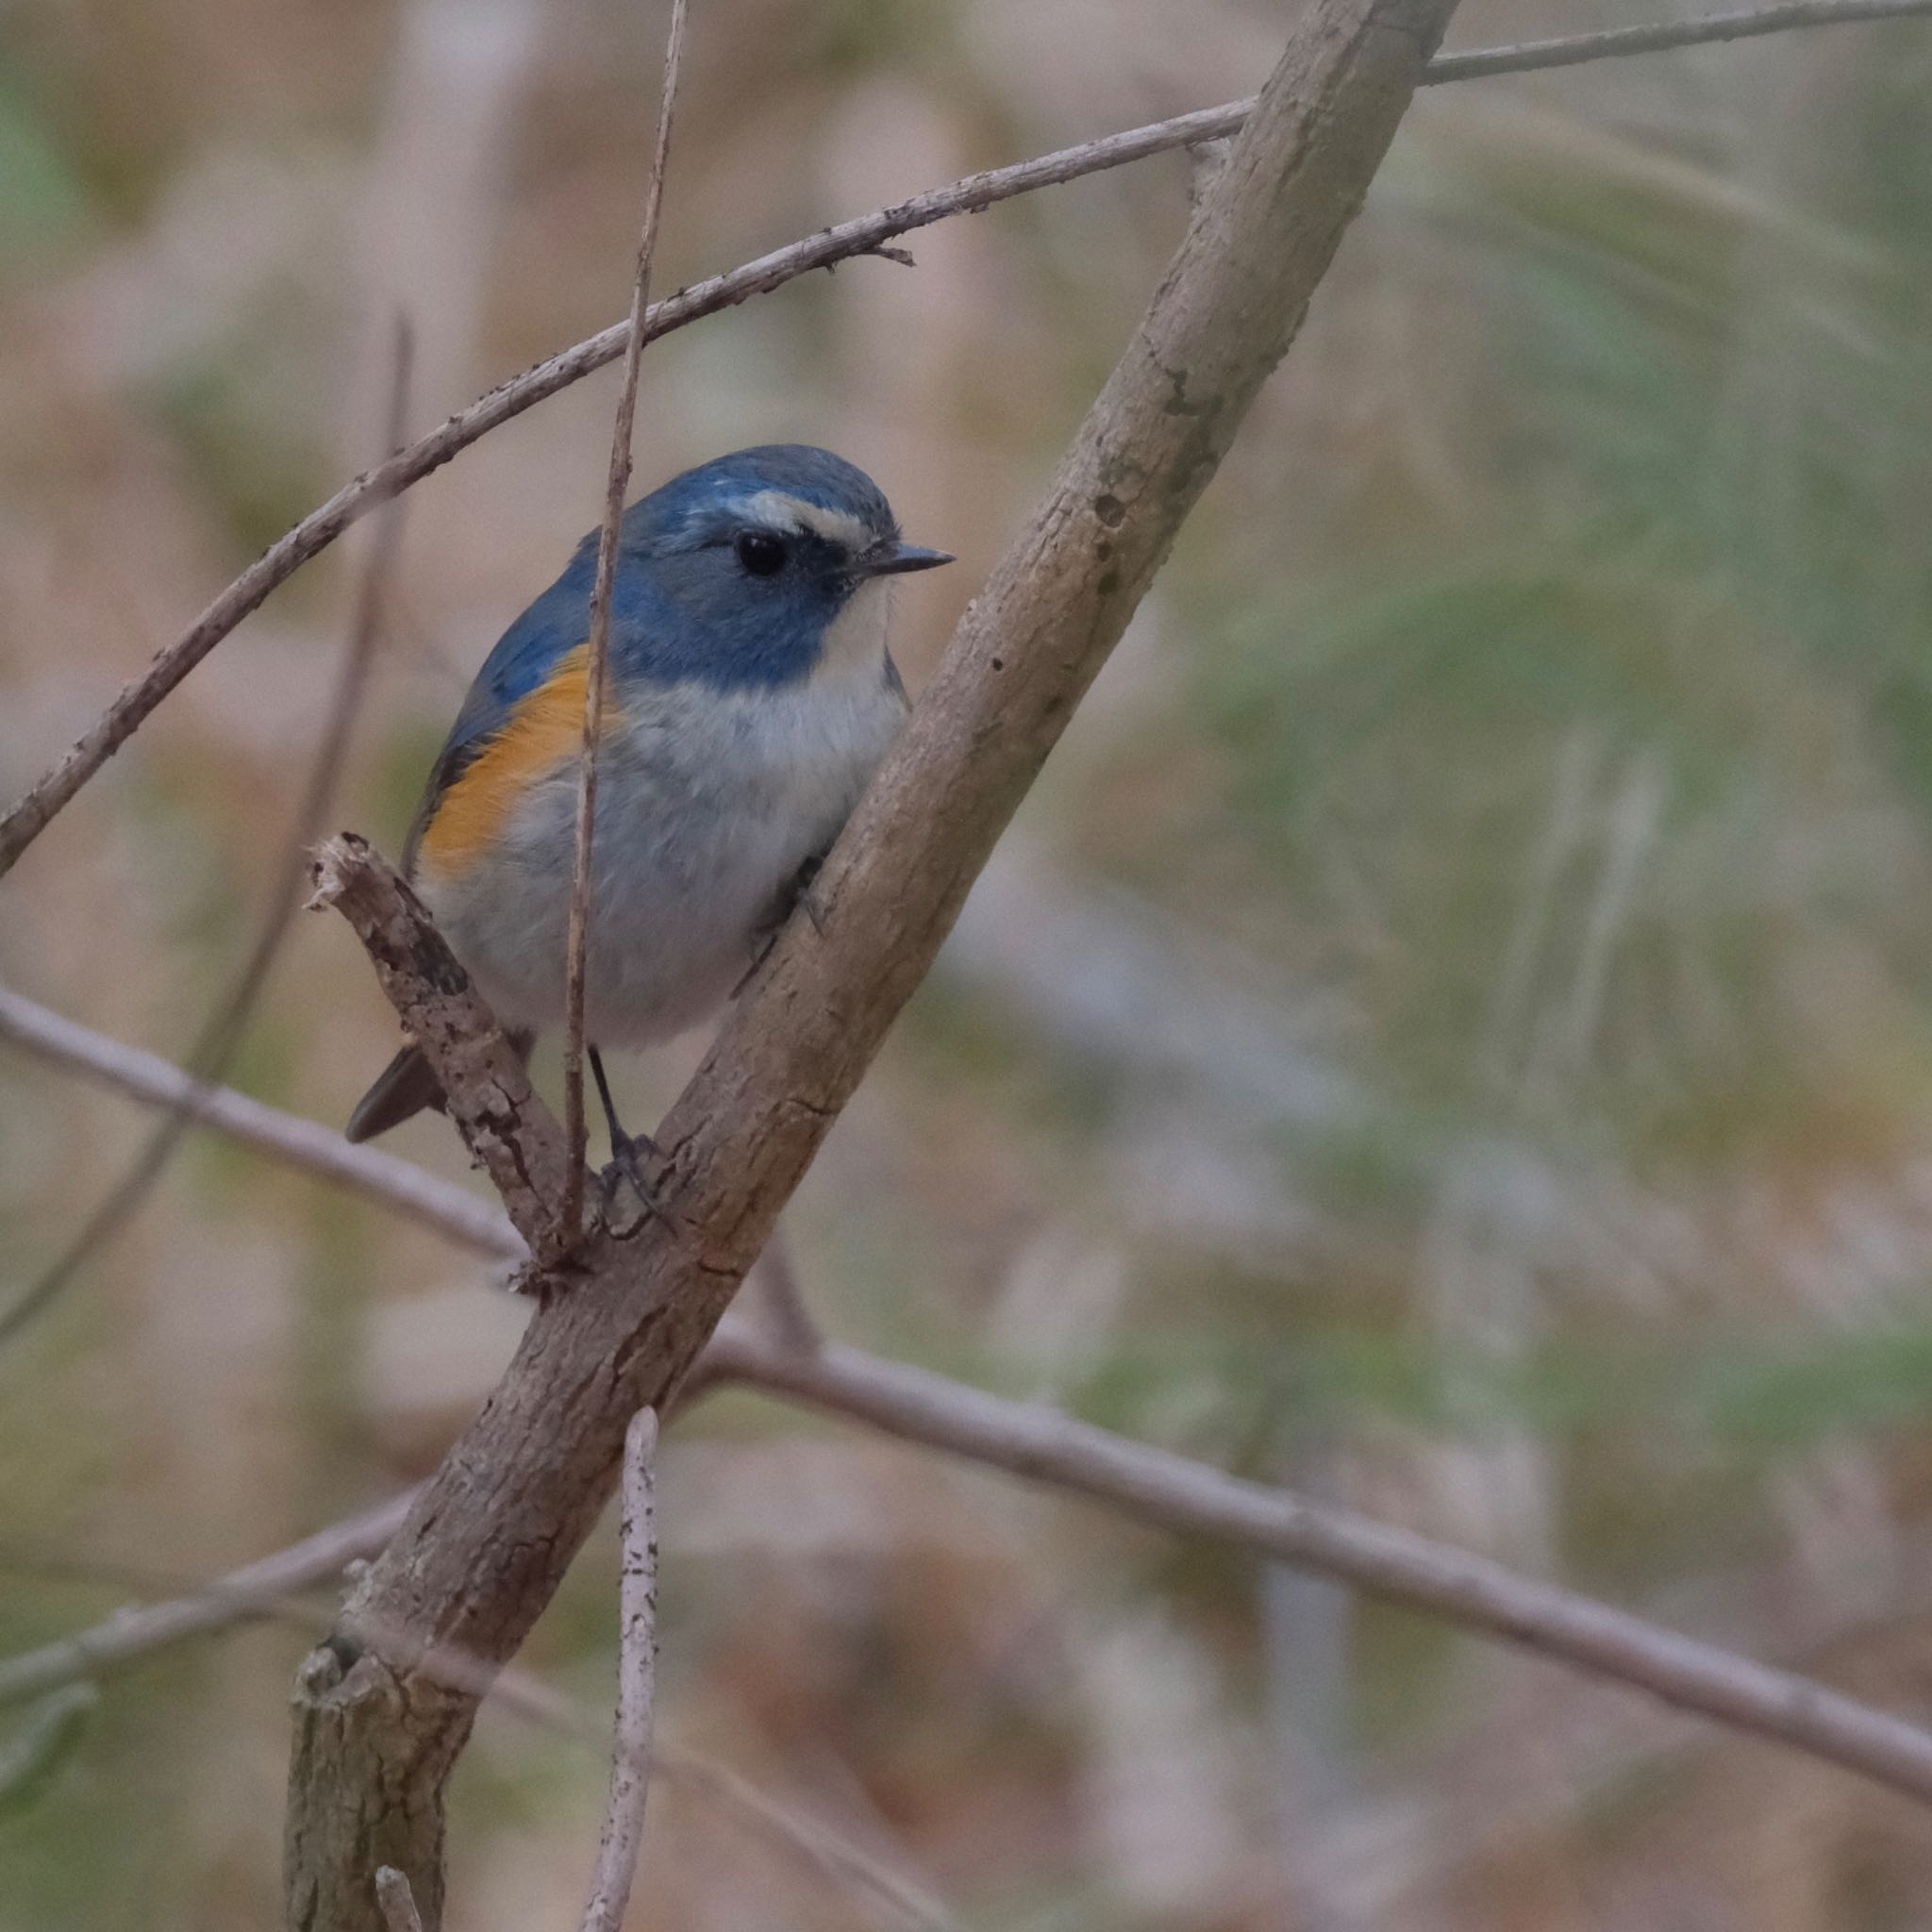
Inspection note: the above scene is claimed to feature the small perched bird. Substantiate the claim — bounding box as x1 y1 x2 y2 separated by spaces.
345 443 951 1165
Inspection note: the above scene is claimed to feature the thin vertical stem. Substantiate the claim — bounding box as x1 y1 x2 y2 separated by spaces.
578 1407 660 1932
561 0 691 1238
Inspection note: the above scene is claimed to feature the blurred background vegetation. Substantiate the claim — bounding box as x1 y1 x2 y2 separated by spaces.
6 0 1932 1924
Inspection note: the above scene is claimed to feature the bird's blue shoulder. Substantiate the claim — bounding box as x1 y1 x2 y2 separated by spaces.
437 538 600 770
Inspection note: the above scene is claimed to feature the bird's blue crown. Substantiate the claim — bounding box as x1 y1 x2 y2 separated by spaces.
625 443 899 558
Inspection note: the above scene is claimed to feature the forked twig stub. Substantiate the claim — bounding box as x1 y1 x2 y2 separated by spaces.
563 0 692 1235
374 1867 426 1932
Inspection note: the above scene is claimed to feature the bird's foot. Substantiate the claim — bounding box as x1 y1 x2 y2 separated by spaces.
791 854 828 937
600 1128 664 1224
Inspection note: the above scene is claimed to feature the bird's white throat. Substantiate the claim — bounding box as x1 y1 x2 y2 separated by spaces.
814 575 892 684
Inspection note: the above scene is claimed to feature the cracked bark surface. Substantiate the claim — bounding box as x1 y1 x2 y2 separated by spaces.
308 837 574 1263
283 0 1458 1919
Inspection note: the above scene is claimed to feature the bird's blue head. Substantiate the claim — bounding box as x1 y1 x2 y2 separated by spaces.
608 444 952 690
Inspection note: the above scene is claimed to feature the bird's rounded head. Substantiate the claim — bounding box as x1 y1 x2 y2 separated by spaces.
604 445 948 689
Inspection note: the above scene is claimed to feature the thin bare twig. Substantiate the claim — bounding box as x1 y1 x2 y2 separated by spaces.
0 1503 595 1739
563 0 691 1235
0 325 414 1347
14 992 1932 1812
750 1228 823 1355
0 982 521 1263
3 0 1926 880
702 1327 1932 1807
0 1491 416 1709
580 1407 661 1932
375 1867 426 1932
660 1750 958 1931
1424 0 1932 78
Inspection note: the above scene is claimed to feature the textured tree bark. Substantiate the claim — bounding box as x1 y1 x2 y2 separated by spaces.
307 838 571 1261
283 0 1458 1920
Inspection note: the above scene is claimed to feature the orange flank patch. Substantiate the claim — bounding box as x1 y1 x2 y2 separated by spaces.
417 644 618 875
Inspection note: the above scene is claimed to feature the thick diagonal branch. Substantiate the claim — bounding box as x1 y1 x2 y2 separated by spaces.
284 3 1458 1924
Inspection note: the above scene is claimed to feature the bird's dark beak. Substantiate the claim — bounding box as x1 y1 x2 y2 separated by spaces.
858 541 955 578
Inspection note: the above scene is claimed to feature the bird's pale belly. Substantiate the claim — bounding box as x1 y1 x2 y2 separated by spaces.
415 666 906 1046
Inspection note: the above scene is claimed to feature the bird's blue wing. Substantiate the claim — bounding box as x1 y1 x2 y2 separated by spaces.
402 538 599 869
400 525 705 869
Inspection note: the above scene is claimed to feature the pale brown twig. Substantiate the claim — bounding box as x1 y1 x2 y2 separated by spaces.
563 0 691 1236
579 1407 661 1932
1424 0 1932 78
659 1750 958 1931
0 981 521 1263
750 1228 823 1355
0 1491 417 1708
0 327 414 1347
3 0 1927 880
700 1327 1932 1807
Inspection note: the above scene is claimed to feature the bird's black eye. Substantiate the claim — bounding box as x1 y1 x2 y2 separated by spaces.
735 530 788 577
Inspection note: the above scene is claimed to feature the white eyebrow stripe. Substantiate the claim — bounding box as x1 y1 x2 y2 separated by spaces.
737 491 873 552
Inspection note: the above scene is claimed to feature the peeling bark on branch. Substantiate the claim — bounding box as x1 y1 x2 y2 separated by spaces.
283 0 1458 1922
307 837 575 1263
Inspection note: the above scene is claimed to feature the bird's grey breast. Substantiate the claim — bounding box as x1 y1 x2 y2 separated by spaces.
424 580 909 1044
577 639 907 1037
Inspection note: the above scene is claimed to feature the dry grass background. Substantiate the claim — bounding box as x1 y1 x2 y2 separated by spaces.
5 0 1932 1925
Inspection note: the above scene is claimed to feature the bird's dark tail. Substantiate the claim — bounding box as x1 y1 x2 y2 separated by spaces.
344 1044 446 1143
345 1027 536 1142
